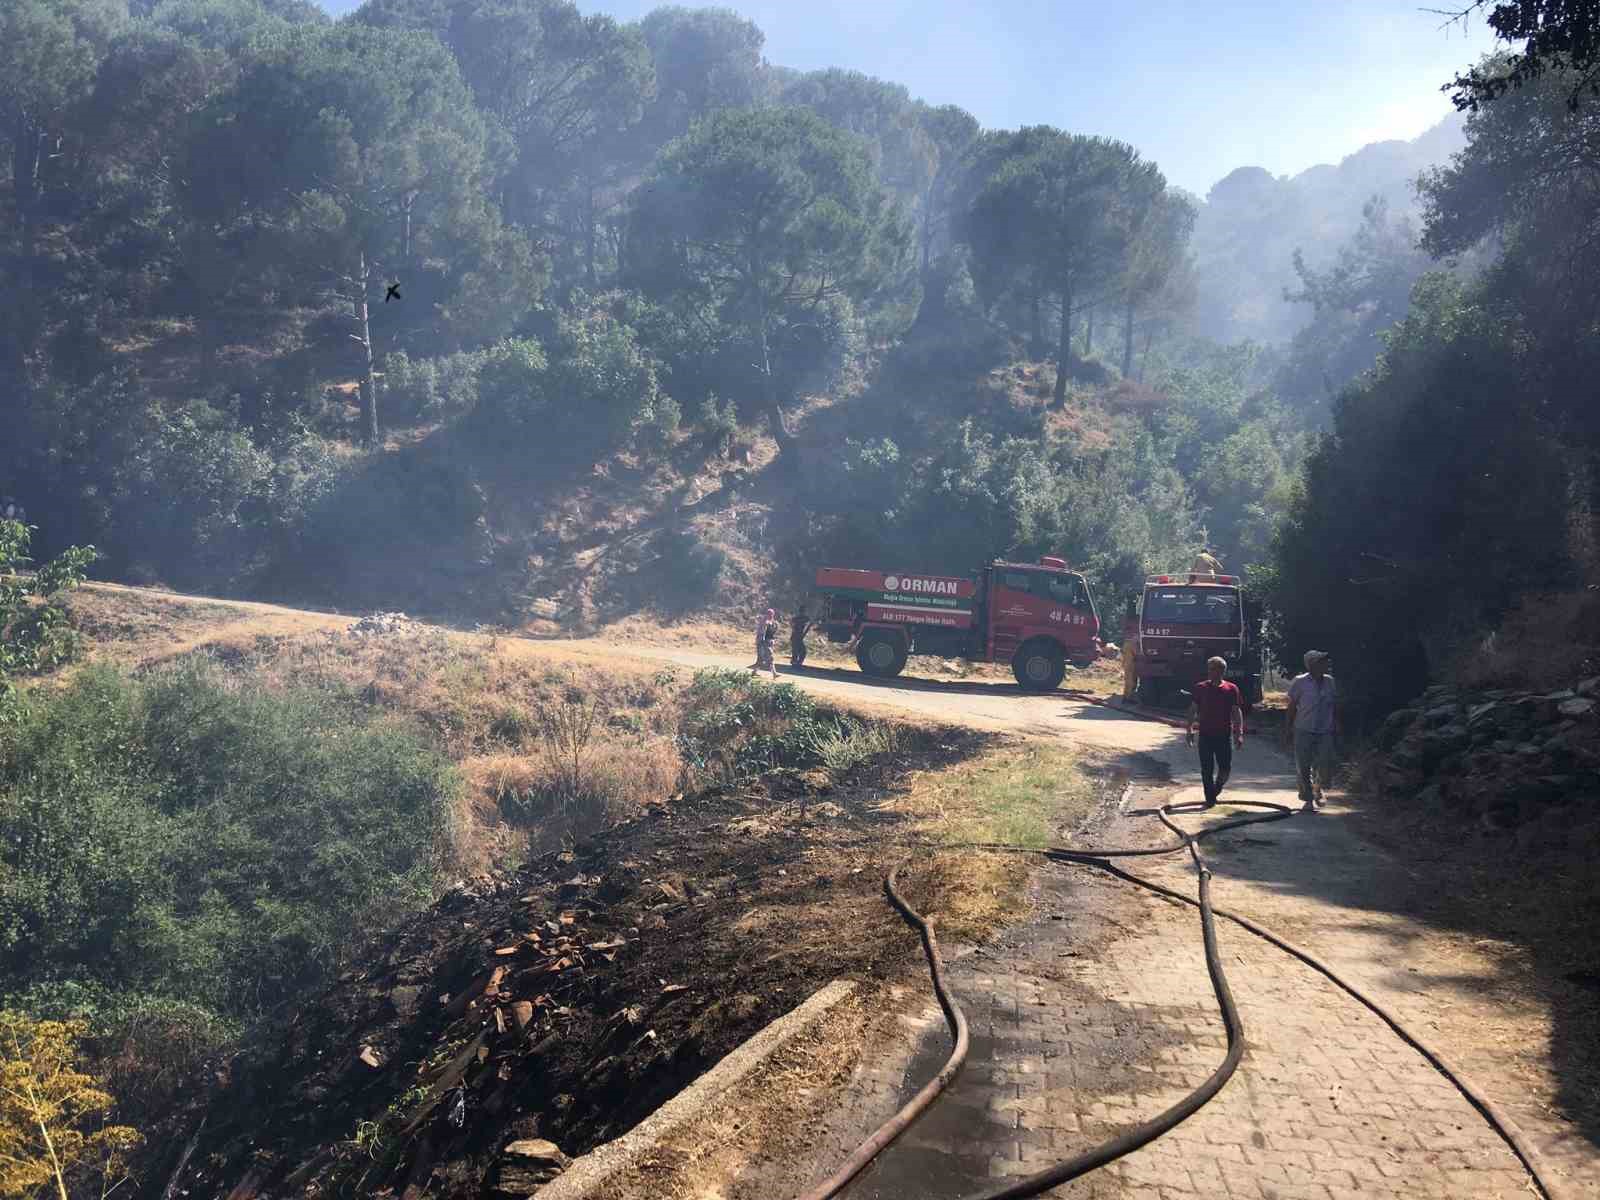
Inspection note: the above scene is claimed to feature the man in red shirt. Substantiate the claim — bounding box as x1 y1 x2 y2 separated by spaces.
1186 656 1245 807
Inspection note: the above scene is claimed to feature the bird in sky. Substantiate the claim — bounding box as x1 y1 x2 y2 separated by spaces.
385 281 401 303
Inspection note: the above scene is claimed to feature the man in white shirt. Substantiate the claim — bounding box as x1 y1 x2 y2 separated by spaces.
1283 650 1339 811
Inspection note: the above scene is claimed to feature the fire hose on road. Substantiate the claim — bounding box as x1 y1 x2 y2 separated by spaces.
795 753 1574 1200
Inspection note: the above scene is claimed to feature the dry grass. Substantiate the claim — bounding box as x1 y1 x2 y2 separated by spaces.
590 614 755 656
1441 589 1600 693
57 586 1094 948
456 735 682 869
67 587 281 667
61 588 687 873
886 738 1096 941
1069 653 1124 695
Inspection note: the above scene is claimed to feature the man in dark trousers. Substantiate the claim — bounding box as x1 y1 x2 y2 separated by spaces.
790 604 811 668
1186 656 1244 807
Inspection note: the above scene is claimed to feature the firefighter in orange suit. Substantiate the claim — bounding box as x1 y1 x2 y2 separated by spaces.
1121 608 1139 700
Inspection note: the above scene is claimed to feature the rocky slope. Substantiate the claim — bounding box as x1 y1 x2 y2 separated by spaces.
1370 678 1600 847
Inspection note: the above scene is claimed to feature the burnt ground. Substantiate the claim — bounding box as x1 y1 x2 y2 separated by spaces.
174 735 997 1200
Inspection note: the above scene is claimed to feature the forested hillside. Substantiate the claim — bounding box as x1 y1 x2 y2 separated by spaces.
1191 117 1465 348
0 0 1418 625
8 3 1600 1194
1265 57 1600 721
2 0 1590 723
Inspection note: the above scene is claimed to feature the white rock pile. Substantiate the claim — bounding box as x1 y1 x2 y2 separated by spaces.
347 611 418 637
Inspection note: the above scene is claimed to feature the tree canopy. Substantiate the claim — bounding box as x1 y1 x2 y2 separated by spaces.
966 131 1169 405
628 105 906 454
1448 0 1600 110
184 19 539 441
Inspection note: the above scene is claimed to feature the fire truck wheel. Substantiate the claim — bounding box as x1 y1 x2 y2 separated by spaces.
1012 640 1066 691
1138 676 1170 707
856 631 907 678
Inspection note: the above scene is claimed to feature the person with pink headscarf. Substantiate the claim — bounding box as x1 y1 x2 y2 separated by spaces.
751 607 779 679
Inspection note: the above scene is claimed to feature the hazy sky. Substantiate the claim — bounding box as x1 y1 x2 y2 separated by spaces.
315 1 1497 196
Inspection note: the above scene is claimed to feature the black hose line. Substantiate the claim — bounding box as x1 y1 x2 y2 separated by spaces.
797 789 1570 1200
957 849 1248 1200
794 863 972 1200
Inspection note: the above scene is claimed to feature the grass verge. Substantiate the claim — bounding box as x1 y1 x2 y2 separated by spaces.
885 738 1097 943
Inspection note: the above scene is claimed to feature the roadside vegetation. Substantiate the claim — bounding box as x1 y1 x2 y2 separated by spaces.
886 739 1100 941
5 589 1028 1194
1261 58 1600 725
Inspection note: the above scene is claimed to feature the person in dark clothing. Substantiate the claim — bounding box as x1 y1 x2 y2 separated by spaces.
1186 656 1244 806
790 605 810 667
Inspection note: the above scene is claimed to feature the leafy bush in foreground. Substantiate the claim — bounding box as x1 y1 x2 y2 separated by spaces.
676 669 882 781
0 662 459 1025
0 1011 141 1200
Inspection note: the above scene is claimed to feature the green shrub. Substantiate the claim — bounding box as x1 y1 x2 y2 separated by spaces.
3 980 237 1115
0 662 458 1023
0 522 98 716
641 393 683 446
474 304 667 457
295 448 487 583
809 720 899 774
676 670 878 781
117 402 274 585
696 394 739 449
381 348 487 423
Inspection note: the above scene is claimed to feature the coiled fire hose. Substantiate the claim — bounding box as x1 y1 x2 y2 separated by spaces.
796 791 1572 1200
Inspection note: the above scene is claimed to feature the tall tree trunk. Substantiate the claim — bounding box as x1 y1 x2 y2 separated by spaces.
919 181 935 278
751 250 795 462
8 119 47 361
1084 305 1094 356
755 306 794 460
1053 282 1073 408
1122 300 1136 378
584 181 597 287
355 251 379 445
11 119 45 356
12 120 42 274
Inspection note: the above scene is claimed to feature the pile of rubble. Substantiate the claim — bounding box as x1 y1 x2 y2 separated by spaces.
1373 678 1600 841
358 892 634 1192
347 611 418 637
191 850 745 1200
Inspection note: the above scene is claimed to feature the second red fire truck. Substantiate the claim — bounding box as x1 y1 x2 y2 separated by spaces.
810 557 1102 691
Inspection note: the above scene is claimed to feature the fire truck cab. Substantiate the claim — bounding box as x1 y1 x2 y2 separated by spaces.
1133 572 1262 708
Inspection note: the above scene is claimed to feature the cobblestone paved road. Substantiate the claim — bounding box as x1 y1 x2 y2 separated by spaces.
801 772 1595 1200
572 646 1594 1200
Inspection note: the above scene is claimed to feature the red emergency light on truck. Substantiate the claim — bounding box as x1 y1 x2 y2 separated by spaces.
810 556 1101 691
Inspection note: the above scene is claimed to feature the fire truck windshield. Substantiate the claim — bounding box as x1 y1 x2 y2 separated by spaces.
1143 588 1238 626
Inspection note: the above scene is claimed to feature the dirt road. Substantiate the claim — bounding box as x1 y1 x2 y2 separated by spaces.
70 583 1169 757
544 641 1182 762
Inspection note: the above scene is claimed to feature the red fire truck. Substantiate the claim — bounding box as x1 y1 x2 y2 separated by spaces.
811 557 1102 690
1131 572 1262 707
